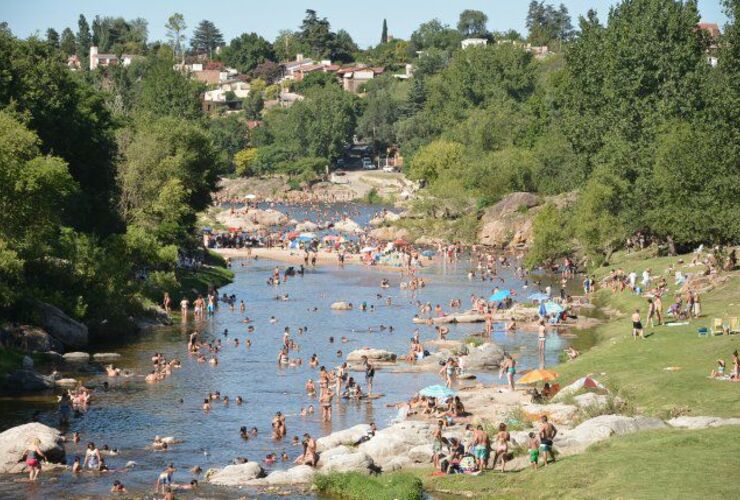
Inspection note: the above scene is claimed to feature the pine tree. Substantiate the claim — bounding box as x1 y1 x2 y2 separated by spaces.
46 28 59 48
190 20 224 58
76 14 91 67
381 19 388 44
60 28 77 56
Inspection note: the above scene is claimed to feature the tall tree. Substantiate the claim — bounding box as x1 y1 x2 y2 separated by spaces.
381 19 388 44
190 20 224 58
46 28 59 48
76 14 91 66
165 12 187 60
220 33 274 73
299 9 334 58
60 28 76 56
457 9 489 38
526 1 573 46
135 53 203 120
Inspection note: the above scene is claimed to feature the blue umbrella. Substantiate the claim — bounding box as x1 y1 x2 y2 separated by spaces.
419 385 457 399
528 292 550 302
543 302 564 315
489 290 511 302
421 250 435 257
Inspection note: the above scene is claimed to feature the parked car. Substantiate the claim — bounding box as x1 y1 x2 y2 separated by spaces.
362 159 375 169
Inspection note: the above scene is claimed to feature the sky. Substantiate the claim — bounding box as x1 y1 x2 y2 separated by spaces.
0 0 729 49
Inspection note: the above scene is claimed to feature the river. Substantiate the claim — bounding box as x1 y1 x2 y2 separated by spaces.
0 204 591 498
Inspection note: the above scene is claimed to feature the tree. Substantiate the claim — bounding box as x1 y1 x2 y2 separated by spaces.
207 115 248 172
220 32 274 73
76 14 91 65
457 9 488 38
410 19 462 52
299 9 334 58
46 28 59 48
381 19 388 44
165 12 187 59
526 1 573 46
407 139 465 183
243 91 264 120
252 61 282 83
332 29 357 63
357 87 400 150
60 28 76 56
273 30 309 61
190 20 224 58
234 148 258 176
134 53 203 120
293 71 338 94
524 203 570 268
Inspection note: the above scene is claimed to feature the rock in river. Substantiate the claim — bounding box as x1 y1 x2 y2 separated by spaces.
63 352 90 363
208 462 265 486
346 348 397 364
3 369 54 393
34 301 88 349
0 423 66 473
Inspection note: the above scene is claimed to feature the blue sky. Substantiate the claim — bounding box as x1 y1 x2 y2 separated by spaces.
0 0 728 48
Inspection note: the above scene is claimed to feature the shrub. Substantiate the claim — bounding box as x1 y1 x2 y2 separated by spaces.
314 472 423 500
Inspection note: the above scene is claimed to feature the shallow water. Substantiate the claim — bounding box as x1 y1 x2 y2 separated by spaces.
0 205 586 498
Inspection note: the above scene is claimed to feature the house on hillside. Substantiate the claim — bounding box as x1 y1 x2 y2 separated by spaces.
202 80 251 113
697 22 721 66
461 38 488 49
89 46 137 70
338 66 385 93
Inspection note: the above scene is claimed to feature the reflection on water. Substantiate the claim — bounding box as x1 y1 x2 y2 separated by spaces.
0 206 590 498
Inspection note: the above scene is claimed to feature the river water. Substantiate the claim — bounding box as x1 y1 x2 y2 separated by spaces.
0 204 589 499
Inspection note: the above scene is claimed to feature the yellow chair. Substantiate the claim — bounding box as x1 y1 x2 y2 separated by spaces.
711 318 724 336
729 317 739 335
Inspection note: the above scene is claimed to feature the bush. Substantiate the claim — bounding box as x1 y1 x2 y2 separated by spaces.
365 188 383 204
314 472 423 500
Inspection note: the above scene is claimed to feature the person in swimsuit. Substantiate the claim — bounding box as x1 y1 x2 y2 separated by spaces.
538 416 558 465
24 438 46 481
362 357 375 396
632 309 644 340
320 388 334 422
472 425 489 471
83 442 102 471
156 463 176 493
431 420 445 470
492 423 511 472
439 358 456 388
499 354 516 391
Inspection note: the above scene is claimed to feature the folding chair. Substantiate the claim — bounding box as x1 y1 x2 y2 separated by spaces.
711 318 725 336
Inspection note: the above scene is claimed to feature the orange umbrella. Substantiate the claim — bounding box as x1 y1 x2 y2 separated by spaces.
518 369 559 384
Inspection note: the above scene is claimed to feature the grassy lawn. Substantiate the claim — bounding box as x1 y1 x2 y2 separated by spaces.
408 426 739 499
314 472 423 500
174 250 234 303
555 251 740 418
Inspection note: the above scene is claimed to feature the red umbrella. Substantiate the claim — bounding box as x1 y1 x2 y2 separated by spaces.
286 231 299 240
393 239 409 247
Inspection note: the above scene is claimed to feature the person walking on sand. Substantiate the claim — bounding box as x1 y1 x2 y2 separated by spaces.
24 438 47 481
632 309 644 340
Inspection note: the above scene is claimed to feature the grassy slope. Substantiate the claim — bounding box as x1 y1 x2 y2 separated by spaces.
174 250 234 303
555 251 740 418
408 426 740 499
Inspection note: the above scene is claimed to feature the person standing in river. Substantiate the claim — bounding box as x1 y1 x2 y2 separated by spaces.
362 356 375 396
537 321 547 369
24 438 47 481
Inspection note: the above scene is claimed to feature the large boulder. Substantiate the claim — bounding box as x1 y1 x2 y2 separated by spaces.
0 423 66 473
3 325 64 353
208 462 265 486
333 219 363 234
63 352 90 363
478 192 540 247
3 370 54 393
250 209 289 227
346 349 397 364
522 403 579 425
461 342 505 370
370 212 401 226
369 226 409 241
247 465 316 486
295 221 319 232
321 451 375 474
358 421 434 469
92 353 121 362
316 425 371 452
556 415 667 451
667 416 740 429
34 302 88 349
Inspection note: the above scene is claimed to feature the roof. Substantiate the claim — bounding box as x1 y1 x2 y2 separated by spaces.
697 22 721 38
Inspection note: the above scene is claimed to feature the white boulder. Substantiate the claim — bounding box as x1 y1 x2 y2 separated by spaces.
667 416 740 429
0 423 66 473
208 462 265 486
316 425 370 452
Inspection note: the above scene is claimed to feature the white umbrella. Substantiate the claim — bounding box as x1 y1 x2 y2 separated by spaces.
360 246 376 253
299 232 317 239
245 194 257 200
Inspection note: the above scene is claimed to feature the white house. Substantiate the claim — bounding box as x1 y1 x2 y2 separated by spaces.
89 46 136 71
461 38 488 49
203 81 251 103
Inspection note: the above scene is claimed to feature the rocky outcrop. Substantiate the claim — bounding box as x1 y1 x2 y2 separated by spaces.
295 221 319 232
667 416 740 429
330 301 353 311
34 302 88 349
370 212 401 226
245 465 316 486
369 226 409 242
522 402 579 424
92 353 121 362
251 209 289 227
0 423 66 473
321 450 375 474
2 325 64 353
334 219 363 234
555 415 666 451
62 352 90 363
208 462 265 486
316 424 371 452
412 310 485 324
3 370 54 393
461 342 505 370
346 348 397 364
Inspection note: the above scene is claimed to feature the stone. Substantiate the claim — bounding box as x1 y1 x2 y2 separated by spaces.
556 415 667 450
383 456 414 471
3 369 54 393
522 403 579 424
92 353 121 361
330 301 353 311
247 465 316 486
0 423 65 473
346 349 397 363
295 221 319 232
208 462 265 486
462 342 505 370
667 416 740 429
3 325 64 353
251 209 289 227
54 378 79 388
333 219 363 234
34 301 88 349
63 352 90 363
22 356 33 369
358 421 434 468
573 393 609 409
369 226 409 241
321 451 375 474
406 444 433 463
316 425 371 452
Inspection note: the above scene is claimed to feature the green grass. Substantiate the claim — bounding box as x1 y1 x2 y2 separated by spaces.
556 251 740 418
314 471 423 500
175 250 234 302
408 426 740 499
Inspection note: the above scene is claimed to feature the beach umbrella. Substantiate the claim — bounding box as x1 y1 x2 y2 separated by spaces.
323 235 340 241
528 292 550 302
360 246 376 253
518 369 559 385
489 289 511 302
543 302 564 315
245 194 257 200
419 385 457 399
421 250 435 257
299 232 317 239
286 231 299 240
